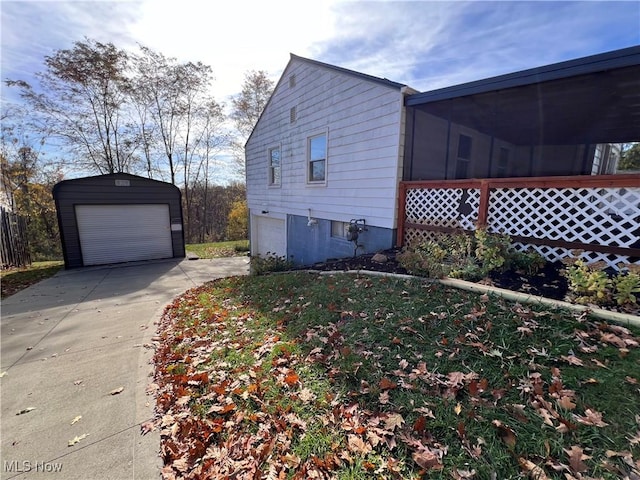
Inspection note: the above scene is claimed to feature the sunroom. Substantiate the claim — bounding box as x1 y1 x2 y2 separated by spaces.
399 46 640 268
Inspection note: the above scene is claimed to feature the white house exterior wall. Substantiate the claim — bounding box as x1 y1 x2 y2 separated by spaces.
246 58 406 230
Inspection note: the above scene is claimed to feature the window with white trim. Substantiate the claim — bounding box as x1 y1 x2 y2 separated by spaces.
268 146 281 186
308 133 327 183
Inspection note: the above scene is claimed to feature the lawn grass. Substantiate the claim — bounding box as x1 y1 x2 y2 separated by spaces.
1 261 64 299
153 272 640 479
185 239 249 259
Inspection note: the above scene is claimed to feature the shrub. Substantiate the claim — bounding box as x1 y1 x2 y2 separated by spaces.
250 252 294 276
512 250 546 276
564 260 612 305
397 241 448 278
474 228 513 274
613 272 640 306
397 230 522 281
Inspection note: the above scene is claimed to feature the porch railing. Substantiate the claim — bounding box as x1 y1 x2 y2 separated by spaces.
397 174 640 269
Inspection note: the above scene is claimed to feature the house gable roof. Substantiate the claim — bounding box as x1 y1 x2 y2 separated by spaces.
289 53 407 90
245 54 410 147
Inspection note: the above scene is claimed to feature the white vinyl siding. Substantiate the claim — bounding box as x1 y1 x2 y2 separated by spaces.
246 57 406 229
75 204 172 266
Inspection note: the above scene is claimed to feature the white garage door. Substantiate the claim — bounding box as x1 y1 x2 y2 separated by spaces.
76 204 173 266
253 215 286 258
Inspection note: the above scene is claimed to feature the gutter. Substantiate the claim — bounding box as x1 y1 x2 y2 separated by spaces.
308 270 640 328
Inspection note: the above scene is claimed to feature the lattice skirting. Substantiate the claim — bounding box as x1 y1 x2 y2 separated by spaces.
402 184 639 271
405 188 480 230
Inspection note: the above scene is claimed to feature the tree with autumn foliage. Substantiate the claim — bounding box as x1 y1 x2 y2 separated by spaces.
225 199 248 240
1 107 62 260
6 38 138 175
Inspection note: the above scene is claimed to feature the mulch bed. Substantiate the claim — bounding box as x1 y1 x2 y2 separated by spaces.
305 248 569 300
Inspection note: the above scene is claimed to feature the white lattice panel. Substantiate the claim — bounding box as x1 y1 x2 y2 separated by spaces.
405 188 480 230
402 184 639 271
488 187 640 248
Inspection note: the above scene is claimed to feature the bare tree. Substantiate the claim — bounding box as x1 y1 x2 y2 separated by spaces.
229 70 274 179
131 47 216 186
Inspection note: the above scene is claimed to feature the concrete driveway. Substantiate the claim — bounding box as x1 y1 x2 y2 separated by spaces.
1 257 249 480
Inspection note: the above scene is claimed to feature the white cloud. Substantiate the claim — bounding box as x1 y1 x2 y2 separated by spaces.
127 0 343 101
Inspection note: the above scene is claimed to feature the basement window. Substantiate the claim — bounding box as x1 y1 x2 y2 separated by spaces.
331 221 349 239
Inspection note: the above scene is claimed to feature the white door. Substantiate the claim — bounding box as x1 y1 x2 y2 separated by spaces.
75 204 173 266
252 215 286 258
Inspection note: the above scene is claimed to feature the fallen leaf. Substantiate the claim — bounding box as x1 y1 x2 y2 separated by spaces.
492 419 516 449
379 377 397 390
379 390 390 404
557 396 576 411
16 407 35 416
454 402 463 416
0 371 7 378
71 415 82 425
573 408 608 427
109 386 124 395
298 388 316 403
68 433 89 447
561 355 584 366
627 431 640 445
518 457 549 479
140 420 156 434
452 468 477 479
284 370 299 386
590 358 608 369
347 434 372 454
412 449 443 470
564 445 591 473
384 413 404 431
413 415 427 433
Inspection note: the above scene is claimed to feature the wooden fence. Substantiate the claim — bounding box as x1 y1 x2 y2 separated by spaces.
397 174 640 269
1 207 31 268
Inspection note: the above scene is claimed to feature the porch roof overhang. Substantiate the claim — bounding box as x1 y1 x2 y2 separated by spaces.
405 46 640 145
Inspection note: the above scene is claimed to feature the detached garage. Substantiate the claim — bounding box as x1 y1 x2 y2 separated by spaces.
53 173 185 268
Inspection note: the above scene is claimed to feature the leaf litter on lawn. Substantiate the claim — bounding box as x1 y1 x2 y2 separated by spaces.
150 272 640 479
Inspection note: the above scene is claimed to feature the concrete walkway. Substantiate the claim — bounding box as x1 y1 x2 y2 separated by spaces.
1 257 250 480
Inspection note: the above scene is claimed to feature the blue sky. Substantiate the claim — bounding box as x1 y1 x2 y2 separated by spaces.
2 0 639 106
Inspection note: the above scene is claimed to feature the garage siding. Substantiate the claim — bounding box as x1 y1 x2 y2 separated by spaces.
53 174 185 268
